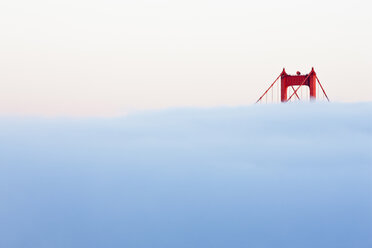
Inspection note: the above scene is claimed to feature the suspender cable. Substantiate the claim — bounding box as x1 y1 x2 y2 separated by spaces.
317 79 319 100
277 81 279 103
315 76 330 101
256 72 282 103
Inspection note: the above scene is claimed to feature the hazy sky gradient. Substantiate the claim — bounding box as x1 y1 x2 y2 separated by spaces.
1 0 371 116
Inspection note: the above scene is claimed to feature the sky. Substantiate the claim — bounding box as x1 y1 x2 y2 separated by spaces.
0 0 371 116
1 103 371 247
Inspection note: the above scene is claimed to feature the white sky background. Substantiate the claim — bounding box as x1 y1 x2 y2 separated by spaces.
0 0 371 116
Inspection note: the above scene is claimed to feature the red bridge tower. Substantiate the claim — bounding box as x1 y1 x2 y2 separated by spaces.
256 67 329 103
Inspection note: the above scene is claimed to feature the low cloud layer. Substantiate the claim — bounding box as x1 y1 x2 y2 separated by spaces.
0 103 371 247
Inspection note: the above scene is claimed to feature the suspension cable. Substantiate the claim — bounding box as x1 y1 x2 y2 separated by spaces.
315 76 330 101
256 72 282 103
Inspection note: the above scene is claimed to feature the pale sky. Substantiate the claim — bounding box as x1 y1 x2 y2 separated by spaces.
0 0 371 116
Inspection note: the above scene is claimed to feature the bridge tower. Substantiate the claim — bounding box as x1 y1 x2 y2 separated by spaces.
256 67 329 103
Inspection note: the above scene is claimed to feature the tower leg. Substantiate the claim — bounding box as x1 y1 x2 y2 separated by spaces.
281 76 287 102
309 68 317 100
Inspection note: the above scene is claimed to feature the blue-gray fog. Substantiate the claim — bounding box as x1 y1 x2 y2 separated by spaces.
1 103 371 248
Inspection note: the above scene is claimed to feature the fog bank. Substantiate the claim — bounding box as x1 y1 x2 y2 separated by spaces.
0 102 371 247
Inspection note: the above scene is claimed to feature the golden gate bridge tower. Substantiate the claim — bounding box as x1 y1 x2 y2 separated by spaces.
256 68 329 103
